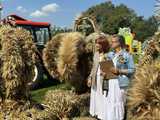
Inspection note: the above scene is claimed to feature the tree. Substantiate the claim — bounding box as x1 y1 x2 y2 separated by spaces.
82 2 158 42
51 25 72 37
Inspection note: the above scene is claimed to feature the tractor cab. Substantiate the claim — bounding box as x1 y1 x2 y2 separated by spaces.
1 15 54 88
2 14 51 50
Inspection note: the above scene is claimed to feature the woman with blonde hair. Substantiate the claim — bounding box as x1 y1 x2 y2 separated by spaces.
103 35 135 120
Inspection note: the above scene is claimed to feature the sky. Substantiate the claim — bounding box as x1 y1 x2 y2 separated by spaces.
0 0 156 28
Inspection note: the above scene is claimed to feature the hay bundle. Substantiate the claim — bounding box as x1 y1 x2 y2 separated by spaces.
0 107 56 120
0 91 90 120
127 32 160 120
57 32 90 93
43 33 66 79
0 99 32 120
127 60 160 120
75 93 90 116
138 32 160 67
57 32 84 79
43 90 79 119
42 90 90 120
0 25 37 100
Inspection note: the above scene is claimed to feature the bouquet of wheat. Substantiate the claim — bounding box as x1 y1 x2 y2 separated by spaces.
127 32 160 120
0 25 37 100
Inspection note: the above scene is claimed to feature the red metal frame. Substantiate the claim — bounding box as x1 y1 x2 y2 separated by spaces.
6 14 50 27
15 20 50 27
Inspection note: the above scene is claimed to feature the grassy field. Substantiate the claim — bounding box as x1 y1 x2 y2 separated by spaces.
31 83 72 103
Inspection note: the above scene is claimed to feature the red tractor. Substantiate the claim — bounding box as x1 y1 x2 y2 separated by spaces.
2 14 51 49
1 14 55 88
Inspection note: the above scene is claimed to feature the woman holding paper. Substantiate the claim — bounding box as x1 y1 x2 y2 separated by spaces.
88 34 110 120
103 35 135 120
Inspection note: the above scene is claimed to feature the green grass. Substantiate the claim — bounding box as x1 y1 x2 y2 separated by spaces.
31 83 72 103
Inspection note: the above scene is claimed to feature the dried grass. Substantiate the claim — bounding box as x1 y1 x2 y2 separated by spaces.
0 25 37 100
57 32 92 93
127 60 160 120
43 33 66 79
42 90 79 119
42 90 90 120
127 31 160 120
138 32 160 67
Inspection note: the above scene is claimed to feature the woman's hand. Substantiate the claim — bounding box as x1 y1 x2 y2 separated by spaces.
110 67 119 75
100 70 106 77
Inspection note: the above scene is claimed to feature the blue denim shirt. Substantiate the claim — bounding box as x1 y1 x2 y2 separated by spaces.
107 49 135 88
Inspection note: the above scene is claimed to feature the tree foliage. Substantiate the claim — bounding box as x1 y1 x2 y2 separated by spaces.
51 25 72 37
82 2 158 42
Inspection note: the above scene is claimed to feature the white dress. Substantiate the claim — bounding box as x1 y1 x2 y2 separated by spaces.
90 66 104 119
103 53 125 120
103 79 125 120
89 80 97 116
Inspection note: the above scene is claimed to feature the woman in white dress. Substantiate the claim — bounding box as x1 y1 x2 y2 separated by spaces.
88 35 110 120
103 35 135 120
